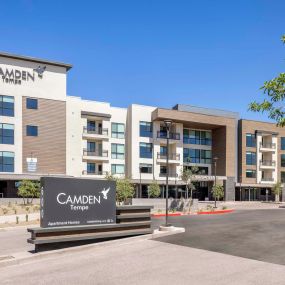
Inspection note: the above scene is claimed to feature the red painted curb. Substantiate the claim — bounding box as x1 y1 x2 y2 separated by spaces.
197 209 234 215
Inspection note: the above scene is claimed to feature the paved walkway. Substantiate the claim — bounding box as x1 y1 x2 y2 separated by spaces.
1 238 285 284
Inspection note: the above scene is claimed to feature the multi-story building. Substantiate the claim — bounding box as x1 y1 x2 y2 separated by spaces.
1 51 285 201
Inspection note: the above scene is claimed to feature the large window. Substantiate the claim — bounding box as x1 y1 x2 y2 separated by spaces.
111 123 125 139
281 172 285 183
246 151 256 165
140 121 152 138
246 169 256 178
246 133 256 147
281 137 285 150
26 98 38 109
139 142 153 159
111 164 125 174
26 125 38 136
0 124 14 144
139 163 152 173
0 95 14 117
183 129 211 145
200 150 212 164
183 148 200 163
0 151 14 172
281 154 285 167
87 141 96 152
111 144 125 159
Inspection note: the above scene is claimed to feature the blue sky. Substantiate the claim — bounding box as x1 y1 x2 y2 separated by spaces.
1 0 285 121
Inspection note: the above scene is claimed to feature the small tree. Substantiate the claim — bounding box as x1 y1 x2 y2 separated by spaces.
148 181 161 198
116 178 135 204
272 181 282 202
17 180 40 205
212 185 224 201
180 166 199 199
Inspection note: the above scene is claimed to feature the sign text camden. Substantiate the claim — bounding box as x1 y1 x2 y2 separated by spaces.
40 177 116 228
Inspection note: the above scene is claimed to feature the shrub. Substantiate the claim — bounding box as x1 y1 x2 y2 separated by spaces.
2 207 8 215
148 181 161 198
17 179 40 205
222 206 227 210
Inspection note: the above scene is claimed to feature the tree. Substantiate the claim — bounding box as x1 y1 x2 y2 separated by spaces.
272 181 282 202
116 178 135 204
148 181 161 198
212 185 224 201
180 166 199 199
17 180 40 204
249 35 285 126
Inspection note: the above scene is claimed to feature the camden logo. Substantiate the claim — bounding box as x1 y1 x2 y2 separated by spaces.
56 187 111 212
0 65 46 85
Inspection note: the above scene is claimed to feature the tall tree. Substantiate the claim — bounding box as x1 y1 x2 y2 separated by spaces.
17 179 40 204
249 35 285 126
272 181 282 202
148 181 161 198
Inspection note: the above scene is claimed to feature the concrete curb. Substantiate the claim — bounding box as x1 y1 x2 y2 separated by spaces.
0 227 185 268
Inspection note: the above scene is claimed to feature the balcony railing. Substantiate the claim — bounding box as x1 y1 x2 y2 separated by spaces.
183 137 212 146
261 178 274 182
83 126 108 136
259 142 276 149
159 172 178 178
157 153 180 160
82 170 105 176
83 149 108 157
157 131 180 140
260 160 276 167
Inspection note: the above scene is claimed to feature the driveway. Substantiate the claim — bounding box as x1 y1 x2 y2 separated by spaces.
153 209 285 265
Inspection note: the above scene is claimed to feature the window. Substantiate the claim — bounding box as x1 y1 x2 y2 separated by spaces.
26 98 38 109
87 120 96 132
111 144 125 159
140 121 152 137
200 150 211 164
246 133 256 147
281 154 285 167
87 163 96 174
160 146 167 155
184 148 200 163
139 163 152 173
160 165 167 174
140 142 153 159
200 131 212 145
281 172 285 183
26 125 38 136
87 141 96 152
0 95 14 117
111 164 125 174
281 137 285 150
246 151 256 165
0 152 14 172
111 123 125 139
246 170 256 178
0 124 14 144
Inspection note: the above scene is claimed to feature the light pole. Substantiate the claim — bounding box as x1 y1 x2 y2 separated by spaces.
213 156 218 208
139 166 142 198
164 119 172 227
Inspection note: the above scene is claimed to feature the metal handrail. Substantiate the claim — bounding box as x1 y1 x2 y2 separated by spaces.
260 160 276 166
83 126 108 135
157 153 180 160
259 142 276 149
157 131 180 140
83 149 108 157
261 177 274 182
159 172 178 178
183 137 212 145
82 170 105 175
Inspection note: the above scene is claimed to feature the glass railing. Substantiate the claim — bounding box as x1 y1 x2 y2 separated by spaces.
183 137 212 145
157 153 180 160
83 149 108 157
157 131 180 140
83 126 108 135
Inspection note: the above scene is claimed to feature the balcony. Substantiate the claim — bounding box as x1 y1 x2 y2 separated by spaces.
83 149 109 161
259 160 276 168
82 170 105 176
157 153 180 165
261 177 274 182
259 142 276 152
157 131 180 140
82 127 109 140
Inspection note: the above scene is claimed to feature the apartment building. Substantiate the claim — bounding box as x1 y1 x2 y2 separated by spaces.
1 51 285 201
238 119 285 201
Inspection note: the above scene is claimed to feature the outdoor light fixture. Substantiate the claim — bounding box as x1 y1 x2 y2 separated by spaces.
213 156 218 208
163 119 172 227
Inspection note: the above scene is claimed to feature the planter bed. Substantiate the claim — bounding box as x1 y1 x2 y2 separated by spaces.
197 209 234 215
152 209 234 217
